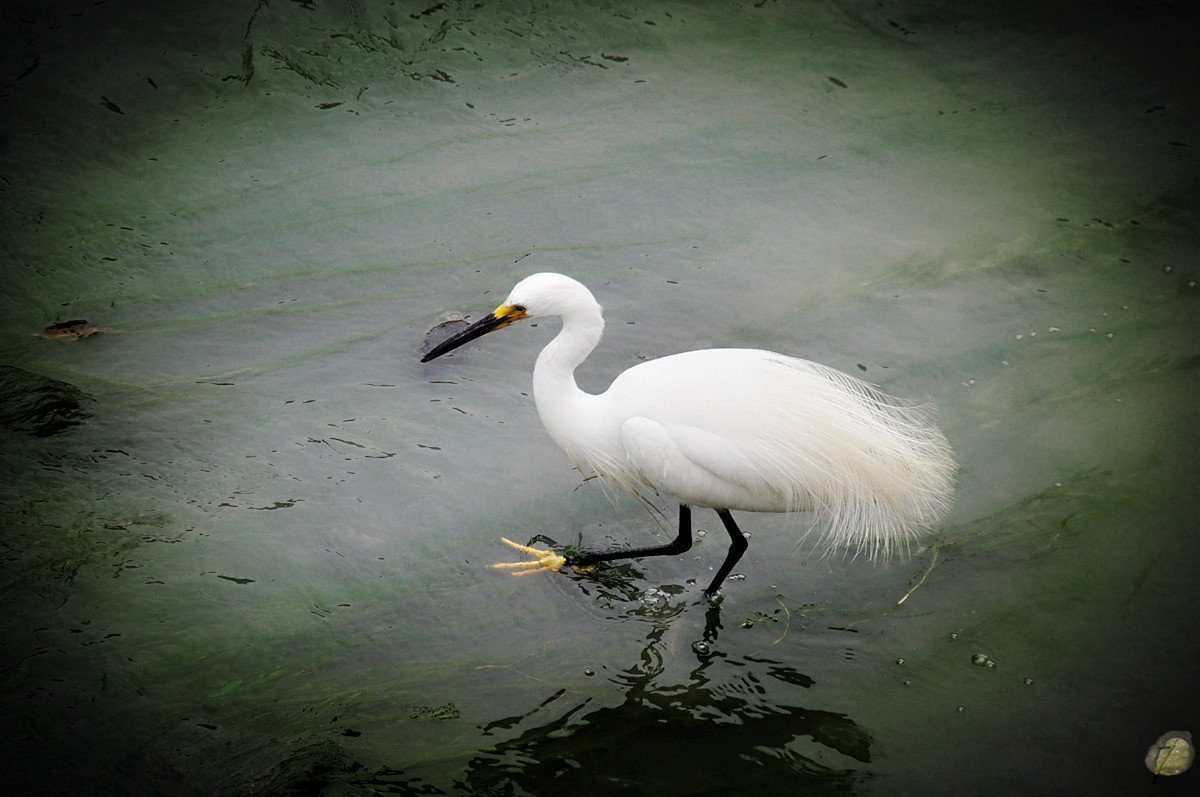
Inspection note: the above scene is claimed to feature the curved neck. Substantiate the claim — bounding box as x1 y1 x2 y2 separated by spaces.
529 299 614 473
532 304 605 398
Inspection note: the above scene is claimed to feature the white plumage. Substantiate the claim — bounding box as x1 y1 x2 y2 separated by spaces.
423 272 955 596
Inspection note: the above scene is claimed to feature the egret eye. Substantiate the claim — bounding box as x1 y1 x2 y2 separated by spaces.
513 304 527 313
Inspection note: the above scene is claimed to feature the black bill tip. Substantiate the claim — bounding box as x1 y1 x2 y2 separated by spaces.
420 309 524 362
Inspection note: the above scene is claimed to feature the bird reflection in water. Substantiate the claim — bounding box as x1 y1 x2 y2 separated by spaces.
352 592 870 794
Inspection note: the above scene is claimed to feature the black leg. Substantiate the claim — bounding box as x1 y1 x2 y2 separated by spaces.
571 504 694 566
703 509 749 598
567 505 748 598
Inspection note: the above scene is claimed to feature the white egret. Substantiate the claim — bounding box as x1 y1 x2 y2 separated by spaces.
422 273 955 597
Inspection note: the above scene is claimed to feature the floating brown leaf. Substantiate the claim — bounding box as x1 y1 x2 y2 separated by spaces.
1145 731 1194 776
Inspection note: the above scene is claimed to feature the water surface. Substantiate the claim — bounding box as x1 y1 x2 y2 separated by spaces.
2 1 1198 794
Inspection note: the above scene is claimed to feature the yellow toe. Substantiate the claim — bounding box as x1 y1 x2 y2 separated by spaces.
490 537 567 575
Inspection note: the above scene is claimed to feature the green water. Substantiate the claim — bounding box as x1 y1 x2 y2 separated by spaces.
2 1 1198 794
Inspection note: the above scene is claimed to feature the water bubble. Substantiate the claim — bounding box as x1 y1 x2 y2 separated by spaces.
895 658 905 666
641 588 667 608
692 640 712 656
584 667 595 677
971 653 996 668
1047 326 1060 333
730 573 746 582
1023 677 1034 686
949 632 959 640
741 620 754 629
957 705 965 712
1164 265 1174 272
903 679 912 686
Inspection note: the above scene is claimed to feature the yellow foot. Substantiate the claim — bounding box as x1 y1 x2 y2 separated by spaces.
490 537 569 577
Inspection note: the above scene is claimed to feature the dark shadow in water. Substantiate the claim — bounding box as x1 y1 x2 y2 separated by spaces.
0 365 90 437
353 587 871 796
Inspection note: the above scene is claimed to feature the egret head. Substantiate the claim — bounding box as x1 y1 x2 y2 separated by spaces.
421 273 600 362
503 272 598 319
